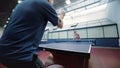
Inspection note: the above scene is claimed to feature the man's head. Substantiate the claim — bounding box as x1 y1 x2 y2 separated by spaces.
74 30 77 33
48 0 54 5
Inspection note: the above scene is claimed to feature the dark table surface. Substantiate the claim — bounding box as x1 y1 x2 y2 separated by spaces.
39 42 91 54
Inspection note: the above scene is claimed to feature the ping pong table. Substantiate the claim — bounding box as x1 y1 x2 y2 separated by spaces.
39 42 91 68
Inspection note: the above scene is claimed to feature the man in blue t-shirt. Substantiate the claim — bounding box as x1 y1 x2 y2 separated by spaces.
0 0 65 68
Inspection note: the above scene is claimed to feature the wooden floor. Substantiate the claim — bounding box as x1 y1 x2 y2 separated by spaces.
89 46 120 68
38 46 120 68
0 46 120 68
37 46 120 68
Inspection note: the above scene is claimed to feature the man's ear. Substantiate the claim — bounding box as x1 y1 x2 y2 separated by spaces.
48 0 54 5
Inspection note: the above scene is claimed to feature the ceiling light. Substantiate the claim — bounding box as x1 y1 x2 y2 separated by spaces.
8 18 10 20
18 0 22 3
6 21 9 23
4 25 7 28
66 0 71 5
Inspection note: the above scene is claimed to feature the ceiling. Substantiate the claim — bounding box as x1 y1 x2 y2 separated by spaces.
0 0 85 27
0 0 17 27
54 0 82 10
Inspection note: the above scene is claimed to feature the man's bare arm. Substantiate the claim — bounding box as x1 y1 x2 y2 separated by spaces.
57 10 65 28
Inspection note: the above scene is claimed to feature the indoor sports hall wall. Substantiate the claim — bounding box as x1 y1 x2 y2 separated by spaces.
106 0 120 46
0 27 3 37
42 19 119 47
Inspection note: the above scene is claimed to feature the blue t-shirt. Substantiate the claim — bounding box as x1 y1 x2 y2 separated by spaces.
0 0 58 62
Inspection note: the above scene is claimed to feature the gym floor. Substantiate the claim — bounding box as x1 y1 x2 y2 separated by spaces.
89 46 120 68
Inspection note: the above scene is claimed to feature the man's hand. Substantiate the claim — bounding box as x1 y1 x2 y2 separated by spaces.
57 10 65 28
58 10 65 19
